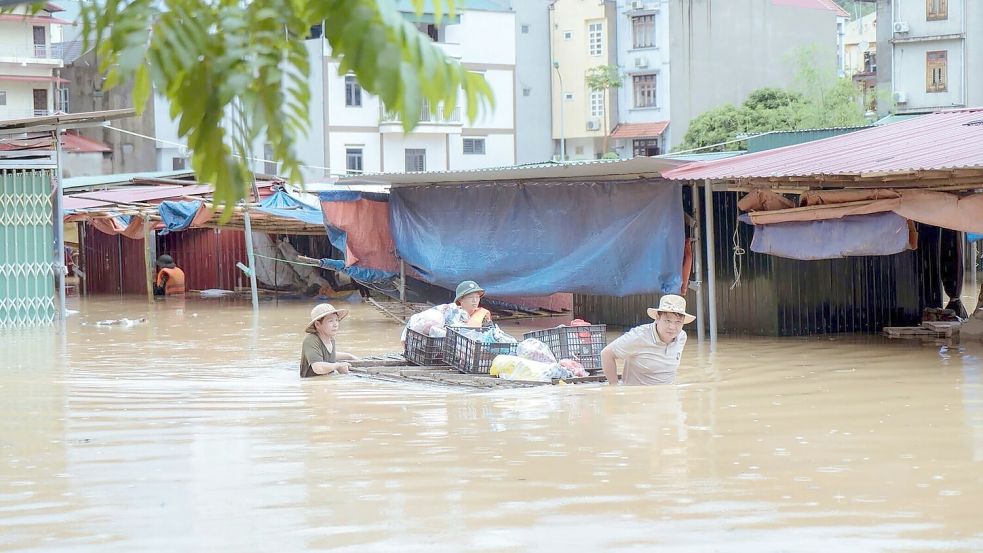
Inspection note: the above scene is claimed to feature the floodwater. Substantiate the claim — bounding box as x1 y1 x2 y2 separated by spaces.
2 296 983 552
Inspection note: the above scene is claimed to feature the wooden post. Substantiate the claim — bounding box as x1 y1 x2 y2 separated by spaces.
399 258 406 303
53 124 67 322
691 182 705 344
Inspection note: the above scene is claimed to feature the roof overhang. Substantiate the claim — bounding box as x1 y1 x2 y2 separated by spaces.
0 109 136 134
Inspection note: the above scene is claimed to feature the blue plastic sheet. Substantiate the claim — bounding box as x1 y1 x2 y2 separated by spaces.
749 212 911 260
257 190 325 227
316 258 395 284
970 233 983 242
157 200 203 235
389 180 685 296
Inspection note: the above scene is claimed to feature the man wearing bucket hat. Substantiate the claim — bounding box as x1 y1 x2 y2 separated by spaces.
153 254 185 296
454 280 492 328
300 303 359 378
600 294 695 385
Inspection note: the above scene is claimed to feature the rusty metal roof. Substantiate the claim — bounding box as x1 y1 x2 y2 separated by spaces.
662 108 983 182
610 121 669 139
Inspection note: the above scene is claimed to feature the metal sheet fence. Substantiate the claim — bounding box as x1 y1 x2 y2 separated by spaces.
0 170 55 327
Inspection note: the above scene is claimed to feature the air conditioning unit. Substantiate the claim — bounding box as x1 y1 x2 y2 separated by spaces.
586 119 601 131
893 21 909 33
630 0 645 10
634 56 649 69
893 90 908 104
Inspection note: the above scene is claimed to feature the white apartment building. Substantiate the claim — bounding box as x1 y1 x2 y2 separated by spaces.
0 3 69 120
154 2 518 179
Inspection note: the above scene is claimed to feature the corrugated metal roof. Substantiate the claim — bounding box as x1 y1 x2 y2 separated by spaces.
0 109 135 133
340 157 688 187
747 126 870 153
663 108 983 181
63 170 195 190
72 184 214 203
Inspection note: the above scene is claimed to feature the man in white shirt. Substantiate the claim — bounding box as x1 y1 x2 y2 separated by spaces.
601 294 695 385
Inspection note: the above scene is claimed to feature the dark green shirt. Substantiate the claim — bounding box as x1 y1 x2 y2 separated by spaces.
300 333 336 378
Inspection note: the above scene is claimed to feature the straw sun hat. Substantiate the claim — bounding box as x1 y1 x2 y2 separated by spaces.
646 294 696 324
306 303 349 333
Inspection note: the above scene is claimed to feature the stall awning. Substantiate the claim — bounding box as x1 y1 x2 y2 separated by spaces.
610 121 669 139
0 74 70 84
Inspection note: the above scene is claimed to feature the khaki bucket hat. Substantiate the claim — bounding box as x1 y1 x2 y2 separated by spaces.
647 294 696 324
306 303 349 333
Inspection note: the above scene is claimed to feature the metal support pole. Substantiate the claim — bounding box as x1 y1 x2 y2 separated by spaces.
143 216 154 304
78 221 87 297
242 209 260 310
692 183 705 343
703 179 718 350
972 239 978 310
399 258 406 303
53 124 67 322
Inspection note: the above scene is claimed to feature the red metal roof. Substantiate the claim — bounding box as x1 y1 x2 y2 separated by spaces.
610 121 669 139
0 74 70 84
72 184 215 203
63 196 111 210
0 14 74 25
772 0 850 17
662 108 983 181
61 133 112 153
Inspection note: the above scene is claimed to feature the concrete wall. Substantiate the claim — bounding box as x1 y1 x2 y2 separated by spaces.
513 0 555 164
0 17 61 119
667 0 839 148
615 0 671 126
62 49 158 173
62 152 109 178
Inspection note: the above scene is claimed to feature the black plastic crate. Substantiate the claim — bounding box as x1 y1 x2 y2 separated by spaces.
522 324 607 369
443 326 518 374
404 328 447 366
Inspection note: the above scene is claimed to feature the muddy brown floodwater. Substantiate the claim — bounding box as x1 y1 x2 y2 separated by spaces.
2 297 982 552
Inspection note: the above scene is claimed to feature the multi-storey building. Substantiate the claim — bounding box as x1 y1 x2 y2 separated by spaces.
0 3 69 120
552 0 847 160
866 0 982 114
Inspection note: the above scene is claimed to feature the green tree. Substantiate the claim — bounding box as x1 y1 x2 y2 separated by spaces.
18 0 493 210
675 46 866 153
585 64 623 154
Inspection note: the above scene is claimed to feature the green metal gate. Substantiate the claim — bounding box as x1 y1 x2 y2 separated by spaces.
0 169 55 327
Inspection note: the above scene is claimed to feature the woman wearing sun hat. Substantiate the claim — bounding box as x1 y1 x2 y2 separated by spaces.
300 303 359 378
600 294 695 386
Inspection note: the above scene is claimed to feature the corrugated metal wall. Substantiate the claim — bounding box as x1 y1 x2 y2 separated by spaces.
157 228 247 292
81 226 247 295
576 189 944 336
81 224 147 295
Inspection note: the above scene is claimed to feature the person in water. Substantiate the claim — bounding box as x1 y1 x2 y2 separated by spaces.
153 254 186 296
600 294 694 386
300 303 359 378
454 280 492 327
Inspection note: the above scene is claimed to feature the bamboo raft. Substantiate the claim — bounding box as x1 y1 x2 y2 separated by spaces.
349 355 607 389
883 320 961 339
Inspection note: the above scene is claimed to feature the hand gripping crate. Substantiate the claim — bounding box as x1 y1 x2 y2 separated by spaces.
443 326 518 374
522 324 607 370
404 328 447 366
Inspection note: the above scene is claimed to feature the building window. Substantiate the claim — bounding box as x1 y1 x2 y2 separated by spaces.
633 74 657 108
405 148 426 172
574 145 584 155
521 24 530 34
564 92 574 101
345 147 363 175
588 22 603 56
926 50 947 92
463 138 486 155
589 90 604 117
522 87 531 97
633 139 660 157
927 0 947 20
345 75 362 107
632 15 655 48
0 91 6 106
263 143 277 175
172 157 186 170
563 31 572 40
56 88 69 112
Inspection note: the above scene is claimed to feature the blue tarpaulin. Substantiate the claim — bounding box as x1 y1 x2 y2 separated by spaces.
157 200 203 235
257 190 324 227
389 180 685 296
748 212 911 260
970 233 983 242
315 257 395 284
316 190 397 283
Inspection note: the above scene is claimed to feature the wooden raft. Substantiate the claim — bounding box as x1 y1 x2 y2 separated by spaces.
883 320 961 339
349 356 607 388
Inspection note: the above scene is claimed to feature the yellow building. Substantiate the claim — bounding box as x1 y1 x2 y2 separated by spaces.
549 0 619 160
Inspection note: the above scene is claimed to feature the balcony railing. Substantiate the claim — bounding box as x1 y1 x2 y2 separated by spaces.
380 102 461 125
0 42 67 60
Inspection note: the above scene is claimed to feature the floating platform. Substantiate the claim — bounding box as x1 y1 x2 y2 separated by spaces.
350 355 607 389
883 320 961 339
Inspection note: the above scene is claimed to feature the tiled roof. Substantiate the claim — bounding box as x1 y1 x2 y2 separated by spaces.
610 121 669 139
